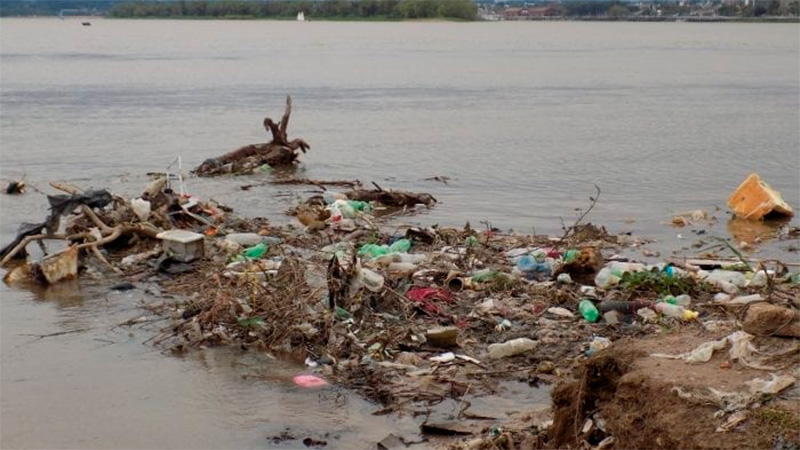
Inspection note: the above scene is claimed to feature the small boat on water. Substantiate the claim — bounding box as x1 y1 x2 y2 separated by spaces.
82 21 91 26
296 11 305 21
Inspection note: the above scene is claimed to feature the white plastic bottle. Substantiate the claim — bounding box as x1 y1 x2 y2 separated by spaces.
488 338 537 359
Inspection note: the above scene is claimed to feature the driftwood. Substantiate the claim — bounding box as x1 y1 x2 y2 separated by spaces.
346 184 437 208
240 178 362 191
194 96 310 177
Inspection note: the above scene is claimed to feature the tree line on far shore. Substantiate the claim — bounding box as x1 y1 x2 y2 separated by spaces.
107 0 478 20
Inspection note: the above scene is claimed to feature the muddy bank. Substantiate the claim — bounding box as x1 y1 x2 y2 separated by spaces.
549 335 799 450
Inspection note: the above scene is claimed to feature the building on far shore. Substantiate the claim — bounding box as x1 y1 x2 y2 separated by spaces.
502 5 558 19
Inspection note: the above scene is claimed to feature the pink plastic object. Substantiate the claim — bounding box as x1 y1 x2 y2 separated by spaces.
406 287 454 316
293 374 328 388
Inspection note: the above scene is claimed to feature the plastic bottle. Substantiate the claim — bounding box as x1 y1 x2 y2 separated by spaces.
664 265 688 278
242 242 268 259
654 302 698 320
747 270 770 287
579 299 600 322
487 337 537 359
375 253 427 266
610 261 646 273
322 191 347 204
704 270 747 287
357 268 384 292
663 294 691 306
386 262 417 276
594 267 620 289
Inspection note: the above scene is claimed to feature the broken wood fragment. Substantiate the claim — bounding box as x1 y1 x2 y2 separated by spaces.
240 178 362 191
346 188 437 208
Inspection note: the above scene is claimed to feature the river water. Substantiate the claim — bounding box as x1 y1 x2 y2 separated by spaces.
1 19 798 449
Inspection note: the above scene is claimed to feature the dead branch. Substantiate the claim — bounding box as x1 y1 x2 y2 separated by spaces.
49 181 81 195
555 184 601 248
0 234 67 266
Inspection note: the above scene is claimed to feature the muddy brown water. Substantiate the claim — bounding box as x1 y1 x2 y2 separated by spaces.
1 18 798 449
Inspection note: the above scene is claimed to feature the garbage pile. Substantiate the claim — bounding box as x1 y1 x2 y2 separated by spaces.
1 178 235 287
1 167 798 449
135 183 797 448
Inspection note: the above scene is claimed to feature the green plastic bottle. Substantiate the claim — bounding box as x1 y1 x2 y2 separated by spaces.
242 242 268 259
579 299 599 322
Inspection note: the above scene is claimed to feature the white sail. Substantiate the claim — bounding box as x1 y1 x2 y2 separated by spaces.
297 12 305 21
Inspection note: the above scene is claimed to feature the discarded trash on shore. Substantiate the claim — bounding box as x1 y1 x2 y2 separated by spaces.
1 165 798 449
727 173 793 220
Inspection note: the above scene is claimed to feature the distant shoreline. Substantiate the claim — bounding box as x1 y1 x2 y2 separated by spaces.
490 15 799 23
12 16 797 24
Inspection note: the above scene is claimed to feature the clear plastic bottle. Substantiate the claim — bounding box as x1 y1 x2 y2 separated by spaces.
664 294 691 306
375 253 427 266
579 299 599 322
705 270 747 287
665 265 688 278
654 302 698 320
594 267 620 288
357 268 384 292
488 338 537 359
386 262 417 276
747 270 770 287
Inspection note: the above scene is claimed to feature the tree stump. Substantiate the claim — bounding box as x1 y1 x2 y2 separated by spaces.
194 96 310 176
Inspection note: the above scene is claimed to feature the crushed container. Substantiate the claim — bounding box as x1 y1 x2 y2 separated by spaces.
727 173 793 220
156 230 205 263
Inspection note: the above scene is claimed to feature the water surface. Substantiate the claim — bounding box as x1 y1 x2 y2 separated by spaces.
1 18 798 449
